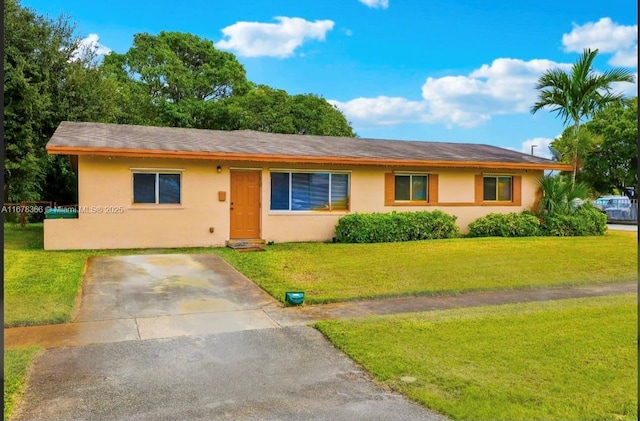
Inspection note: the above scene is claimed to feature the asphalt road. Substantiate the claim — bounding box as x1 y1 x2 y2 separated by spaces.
607 223 638 232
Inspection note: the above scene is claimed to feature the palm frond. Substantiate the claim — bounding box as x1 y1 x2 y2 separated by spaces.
537 175 589 216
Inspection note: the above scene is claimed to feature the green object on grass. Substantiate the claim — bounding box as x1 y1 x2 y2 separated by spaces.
285 292 305 305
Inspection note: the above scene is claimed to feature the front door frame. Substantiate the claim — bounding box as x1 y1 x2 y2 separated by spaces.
229 169 262 239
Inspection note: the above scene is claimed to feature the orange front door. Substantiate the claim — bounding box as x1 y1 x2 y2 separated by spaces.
230 171 261 239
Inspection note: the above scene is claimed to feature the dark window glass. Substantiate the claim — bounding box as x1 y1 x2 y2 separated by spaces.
497 177 512 201
483 176 512 201
159 174 181 204
308 173 330 210
270 173 290 210
483 177 497 201
291 173 310 210
395 176 410 201
273 172 348 211
331 174 349 210
412 176 427 201
133 173 156 203
291 173 329 210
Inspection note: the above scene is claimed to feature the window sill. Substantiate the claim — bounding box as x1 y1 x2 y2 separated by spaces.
384 202 523 207
128 205 184 210
479 201 520 206
269 210 350 216
388 201 431 206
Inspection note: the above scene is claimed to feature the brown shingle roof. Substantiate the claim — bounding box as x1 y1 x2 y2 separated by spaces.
46 121 571 170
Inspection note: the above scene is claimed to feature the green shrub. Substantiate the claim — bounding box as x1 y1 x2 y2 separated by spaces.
466 205 607 238
467 212 542 237
335 210 459 243
541 204 607 236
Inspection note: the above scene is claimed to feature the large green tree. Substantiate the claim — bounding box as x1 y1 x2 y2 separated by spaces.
4 0 75 202
101 33 355 136
218 85 355 136
580 98 638 196
4 0 121 203
288 94 356 137
550 125 603 176
102 31 252 128
531 48 635 187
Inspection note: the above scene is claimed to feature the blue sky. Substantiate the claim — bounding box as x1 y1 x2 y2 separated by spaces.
21 0 638 158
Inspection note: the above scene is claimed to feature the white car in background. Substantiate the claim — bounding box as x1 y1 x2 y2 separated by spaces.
593 196 632 219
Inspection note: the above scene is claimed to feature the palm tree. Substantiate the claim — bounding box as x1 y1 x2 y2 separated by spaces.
531 48 635 187
536 174 589 216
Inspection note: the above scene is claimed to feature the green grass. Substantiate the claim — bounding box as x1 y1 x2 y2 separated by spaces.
4 224 217 327
214 232 638 304
316 294 638 421
5 225 637 325
4 346 42 421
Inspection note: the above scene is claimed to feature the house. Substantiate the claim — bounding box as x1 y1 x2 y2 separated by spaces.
44 121 571 250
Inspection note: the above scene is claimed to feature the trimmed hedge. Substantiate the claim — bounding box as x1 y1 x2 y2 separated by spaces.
467 212 541 237
467 205 607 238
541 205 608 236
335 210 460 243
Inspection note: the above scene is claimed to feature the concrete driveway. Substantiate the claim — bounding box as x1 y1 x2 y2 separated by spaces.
73 254 280 339
10 254 446 421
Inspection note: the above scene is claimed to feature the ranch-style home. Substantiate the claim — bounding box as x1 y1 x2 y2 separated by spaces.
44 121 571 250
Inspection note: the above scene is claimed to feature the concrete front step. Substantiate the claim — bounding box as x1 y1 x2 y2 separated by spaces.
226 239 266 252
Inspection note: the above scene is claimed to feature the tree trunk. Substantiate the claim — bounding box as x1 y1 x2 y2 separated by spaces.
571 121 580 189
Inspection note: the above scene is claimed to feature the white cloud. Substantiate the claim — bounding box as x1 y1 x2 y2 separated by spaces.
422 58 573 127
609 45 638 67
332 58 573 129
562 17 637 53
359 0 389 9
521 137 556 159
562 18 638 68
331 17 637 131
216 17 334 58
329 96 426 126
71 33 111 61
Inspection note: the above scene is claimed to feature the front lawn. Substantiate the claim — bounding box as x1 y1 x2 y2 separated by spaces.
4 224 215 327
214 232 637 304
4 346 42 420
316 294 638 420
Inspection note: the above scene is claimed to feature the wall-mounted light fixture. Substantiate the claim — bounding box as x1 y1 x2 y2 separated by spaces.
216 165 222 173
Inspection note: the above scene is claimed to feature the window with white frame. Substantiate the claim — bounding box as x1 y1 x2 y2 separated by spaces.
132 172 181 204
270 171 349 211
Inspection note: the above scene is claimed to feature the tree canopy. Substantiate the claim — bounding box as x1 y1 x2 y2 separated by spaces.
218 85 355 136
101 35 354 135
4 1 355 205
4 0 123 203
580 98 638 196
549 98 638 197
550 125 603 174
102 31 253 128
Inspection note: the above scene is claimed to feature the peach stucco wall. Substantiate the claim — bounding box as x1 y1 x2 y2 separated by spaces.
44 156 544 249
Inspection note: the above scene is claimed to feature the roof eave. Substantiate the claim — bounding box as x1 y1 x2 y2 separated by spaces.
46 145 574 171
